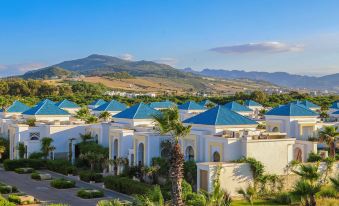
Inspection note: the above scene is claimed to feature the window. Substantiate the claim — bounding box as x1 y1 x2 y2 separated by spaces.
137 143 145 166
213 151 221 162
113 139 118 159
185 146 194 161
29 132 40 140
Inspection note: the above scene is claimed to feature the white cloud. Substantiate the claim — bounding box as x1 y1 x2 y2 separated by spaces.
154 58 177 67
210 41 304 54
119 53 134 61
0 63 45 77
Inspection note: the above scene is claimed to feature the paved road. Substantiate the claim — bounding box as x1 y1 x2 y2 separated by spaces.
0 167 132 206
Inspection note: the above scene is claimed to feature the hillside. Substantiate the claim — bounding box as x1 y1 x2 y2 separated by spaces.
183 68 339 92
22 66 74 79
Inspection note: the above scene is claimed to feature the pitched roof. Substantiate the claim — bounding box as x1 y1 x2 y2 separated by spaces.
178 101 205 110
89 99 107 106
265 103 318 116
55 99 80 109
0 101 30 113
149 101 176 109
183 105 258 126
113 102 161 119
223 101 252 112
199 100 216 107
36 99 55 107
332 110 339 114
330 101 339 109
244 100 262 107
23 101 70 115
292 100 320 109
93 100 127 112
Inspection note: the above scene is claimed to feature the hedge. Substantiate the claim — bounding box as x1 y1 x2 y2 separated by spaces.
77 189 104 199
50 179 76 189
46 160 77 175
3 159 46 171
31 173 41 180
14 168 34 174
79 171 103 183
104 176 154 195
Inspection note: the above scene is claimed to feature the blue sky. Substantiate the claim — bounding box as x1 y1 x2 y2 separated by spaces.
1 0 339 76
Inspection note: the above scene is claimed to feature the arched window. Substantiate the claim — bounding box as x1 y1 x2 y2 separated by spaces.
185 146 194 161
29 132 40 140
272 127 279 132
294 147 303 162
137 143 145 166
213 151 221 162
113 139 118 159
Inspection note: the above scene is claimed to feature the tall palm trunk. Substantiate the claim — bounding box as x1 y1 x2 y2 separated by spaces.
310 194 316 206
330 141 336 158
169 143 184 206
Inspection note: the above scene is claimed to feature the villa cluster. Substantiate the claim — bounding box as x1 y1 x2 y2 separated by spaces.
1 98 339 195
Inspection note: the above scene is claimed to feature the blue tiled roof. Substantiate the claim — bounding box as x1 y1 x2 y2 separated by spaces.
55 99 80 109
178 101 205 110
93 100 127 112
149 101 176 109
36 99 55 107
23 102 70 115
265 103 318 116
199 100 216 107
183 105 258 126
292 100 320 109
330 101 339 109
333 110 339 114
244 100 262 107
89 99 107 106
113 102 161 119
0 101 30 113
223 101 252 112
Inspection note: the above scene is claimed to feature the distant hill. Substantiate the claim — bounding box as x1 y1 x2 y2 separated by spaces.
183 68 339 92
22 66 74 79
23 54 192 79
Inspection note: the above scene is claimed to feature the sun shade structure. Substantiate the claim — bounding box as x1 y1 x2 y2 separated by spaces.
113 102 161 119
93 100 127 112
183 105 257 126
265 103 318 116
0 100 30 113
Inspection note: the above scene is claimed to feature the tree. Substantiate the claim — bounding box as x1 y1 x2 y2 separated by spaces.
40 137 55 159
153 107 191 206
85 115 98 124
75 107 91 121
0 145 5 159
79 151 104 171
17 143 26 159
99 111 111 122
80 133 93 143
318 126 339 158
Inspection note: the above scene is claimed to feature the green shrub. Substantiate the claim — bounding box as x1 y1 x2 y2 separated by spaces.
307 152 322 162
14 167 34 174
28 152 45 159
79 171 103 183
273 192 292 205
182 180 192 198
7 194 21 204
318 186 337 198
0 195 15 206
184 160 197 186
46 160 77 175
104 176 154 195
50 179 75 189
77 189 104 199
185 192 206 206
31 172 41 180
3 159 46 171
0 183 18 194
151 157 169 176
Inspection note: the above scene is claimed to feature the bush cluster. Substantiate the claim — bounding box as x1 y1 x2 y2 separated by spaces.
46 160 77 175
307 152 322 162
31 172 41 180
14 168 34 174
3 159 46 171
28 152 45 159
79 171 103 183
104 176 154 195
0 183 18 194
0 195 15 206
77 189 104 199
50 179 76 189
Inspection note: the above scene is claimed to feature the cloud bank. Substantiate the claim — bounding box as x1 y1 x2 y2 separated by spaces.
210 41 304 54
119 53 134 61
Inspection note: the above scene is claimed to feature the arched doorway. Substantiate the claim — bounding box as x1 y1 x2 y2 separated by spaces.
113 139 118 159
185 146 194 161
137 143 144 166
272 127 279 132
294 147 303 162
213 151 221 162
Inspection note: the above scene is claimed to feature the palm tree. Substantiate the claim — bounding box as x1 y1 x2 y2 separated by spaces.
85 115 98 124
75 107 90 121
40 137 55 159
79 133 93 143
329 174 339 192
99 111 111 122
318 126 339 158
79 151 104 171
0 145 5 159
153 107 191 206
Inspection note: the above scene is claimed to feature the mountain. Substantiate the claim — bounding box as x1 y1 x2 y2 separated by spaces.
22 66 74 79
186 68 339 92
22 54 192 79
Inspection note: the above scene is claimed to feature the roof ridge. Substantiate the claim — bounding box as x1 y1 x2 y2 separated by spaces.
214 106 221 125
133 103 142 119
35 101 48 114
